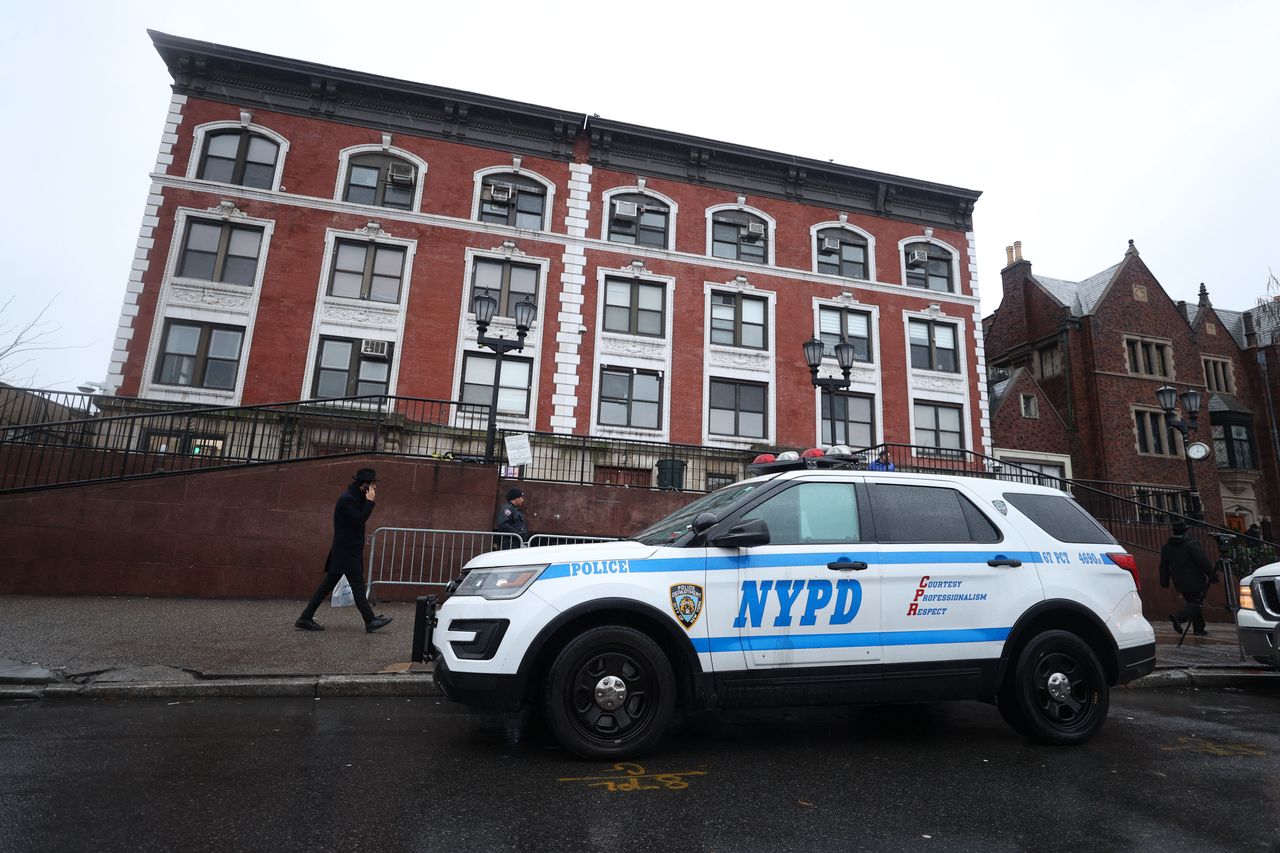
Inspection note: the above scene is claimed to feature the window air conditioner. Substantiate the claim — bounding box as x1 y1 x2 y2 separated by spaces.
908 249 929 268
613 200 639 220
387 162 414 184
745 221 766 238
821 237 842 254
487 183 513 202
360 340 390 359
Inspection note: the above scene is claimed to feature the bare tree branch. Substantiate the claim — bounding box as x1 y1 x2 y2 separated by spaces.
0 295 63 386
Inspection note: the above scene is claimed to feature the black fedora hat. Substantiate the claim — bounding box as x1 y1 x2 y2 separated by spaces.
353 468 377 483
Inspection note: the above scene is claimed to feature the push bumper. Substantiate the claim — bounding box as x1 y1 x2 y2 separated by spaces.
1117 641 1157 684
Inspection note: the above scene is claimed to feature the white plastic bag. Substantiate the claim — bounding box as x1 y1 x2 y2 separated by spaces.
331 575 355 608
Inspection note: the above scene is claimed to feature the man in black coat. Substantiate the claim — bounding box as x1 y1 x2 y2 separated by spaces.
1159 521 1217 636
493 487 530 549
295 468 393 633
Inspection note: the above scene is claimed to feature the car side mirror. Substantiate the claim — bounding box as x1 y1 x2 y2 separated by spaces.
692 512 719 534
710 517 771 548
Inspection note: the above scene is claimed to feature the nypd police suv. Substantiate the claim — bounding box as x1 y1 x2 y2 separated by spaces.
431 464 1156 759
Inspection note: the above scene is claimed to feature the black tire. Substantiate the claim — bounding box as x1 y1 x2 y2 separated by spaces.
542 625 675 760
1007 630 1109 745
995 690 1032 738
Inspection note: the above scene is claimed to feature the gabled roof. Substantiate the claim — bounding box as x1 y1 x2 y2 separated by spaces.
1208 393 1252 415
1212 308 1248 349
1031 263 1123 317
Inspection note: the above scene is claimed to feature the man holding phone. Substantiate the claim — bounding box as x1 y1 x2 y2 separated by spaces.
295 467 393 633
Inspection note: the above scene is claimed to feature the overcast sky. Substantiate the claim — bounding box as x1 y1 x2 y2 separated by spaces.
3 0 1277 391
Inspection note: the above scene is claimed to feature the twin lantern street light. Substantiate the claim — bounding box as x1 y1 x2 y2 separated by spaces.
473 294 537 465
802 336 857 393
1155 384 1206 521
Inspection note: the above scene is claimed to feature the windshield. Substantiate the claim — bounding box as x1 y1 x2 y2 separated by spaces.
632 482 764 546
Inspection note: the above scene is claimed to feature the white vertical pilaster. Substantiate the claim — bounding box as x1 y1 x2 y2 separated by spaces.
551 162 593 433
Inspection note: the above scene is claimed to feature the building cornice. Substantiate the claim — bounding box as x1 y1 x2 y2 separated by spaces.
149 31 980 230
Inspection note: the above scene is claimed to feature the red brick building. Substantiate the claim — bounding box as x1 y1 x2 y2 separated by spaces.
107 32 990 483
985 241 1280 537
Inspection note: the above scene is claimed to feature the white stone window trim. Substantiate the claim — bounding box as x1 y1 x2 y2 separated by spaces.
702 370 776 450
599 185 680 251
809 220 877 282
299 226 418 404
1131 404 1185 458
449 246 552 433
332 143 429 213
903 306 969 380
908 397 973 459
897 234 962 294
703 278 777 356
138 205 275 404
469 165 557 233
992 449 1074 482
809 295 882 447
186 120 290 193
589 265 676 442
705 202 777 266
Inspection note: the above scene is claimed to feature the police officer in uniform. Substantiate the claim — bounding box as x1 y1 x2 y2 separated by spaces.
494 487 530 548
295 468 393 633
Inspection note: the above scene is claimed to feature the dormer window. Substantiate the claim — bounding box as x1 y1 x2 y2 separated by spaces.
904 242 954 292
343 153 416 210
197 130 279 189
479 173 547 229
711 211 769 264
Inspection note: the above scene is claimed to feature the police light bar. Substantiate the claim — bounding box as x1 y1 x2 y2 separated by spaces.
747 448 861 475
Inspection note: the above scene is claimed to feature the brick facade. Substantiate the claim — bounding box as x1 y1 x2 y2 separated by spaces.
987 242 1277 536
108 33 989 473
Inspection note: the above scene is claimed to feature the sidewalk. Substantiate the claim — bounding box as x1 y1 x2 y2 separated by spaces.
0 595 1275 699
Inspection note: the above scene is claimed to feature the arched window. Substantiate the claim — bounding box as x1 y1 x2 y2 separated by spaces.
478 172 548 229
816 227 869 279
904 241 954 292
343 153 417 209
197 129 280 189
606 193 671 248
710 209 769 264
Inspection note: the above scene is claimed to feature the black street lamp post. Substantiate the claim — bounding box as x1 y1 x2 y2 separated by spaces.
1155 384 1204 520
473 294 536 465
802 337 857 444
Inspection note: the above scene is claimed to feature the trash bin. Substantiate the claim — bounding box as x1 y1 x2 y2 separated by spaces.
656 458 686 491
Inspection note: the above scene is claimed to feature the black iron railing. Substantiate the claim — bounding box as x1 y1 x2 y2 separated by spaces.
0 395 488 493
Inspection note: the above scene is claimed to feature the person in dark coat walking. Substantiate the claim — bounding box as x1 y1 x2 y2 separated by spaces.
493 487 530 549
295 468 393 633
1159 521 1217 636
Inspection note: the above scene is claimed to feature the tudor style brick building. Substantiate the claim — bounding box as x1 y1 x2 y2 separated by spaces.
107 32 990 483
985 241 1280 537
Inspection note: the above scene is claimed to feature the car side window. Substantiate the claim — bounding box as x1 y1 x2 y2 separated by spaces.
741 482 861 545
870 483 1001 543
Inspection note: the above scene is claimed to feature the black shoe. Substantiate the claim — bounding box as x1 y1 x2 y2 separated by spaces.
1169 615 1184 634
1193 628 1209 636
366 615 393 633
295 618 324 631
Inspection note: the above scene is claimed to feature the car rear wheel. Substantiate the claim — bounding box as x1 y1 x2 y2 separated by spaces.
543 625 675 760
1007 629 1109 745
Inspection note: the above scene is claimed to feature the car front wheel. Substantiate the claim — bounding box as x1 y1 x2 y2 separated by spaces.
1007 629 1109 745
543 625 675 760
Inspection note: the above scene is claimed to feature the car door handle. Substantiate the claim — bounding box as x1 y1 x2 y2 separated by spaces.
987 556 1022 568
827 559 869 571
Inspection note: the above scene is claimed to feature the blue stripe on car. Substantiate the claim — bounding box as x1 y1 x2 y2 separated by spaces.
691 626 1011 654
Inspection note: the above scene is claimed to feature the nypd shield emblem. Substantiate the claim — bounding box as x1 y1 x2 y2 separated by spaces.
670 583 704 630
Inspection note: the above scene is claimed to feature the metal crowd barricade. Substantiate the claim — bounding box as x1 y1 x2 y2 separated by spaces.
366 528 524 596
525 533 615 548
366 528 617 596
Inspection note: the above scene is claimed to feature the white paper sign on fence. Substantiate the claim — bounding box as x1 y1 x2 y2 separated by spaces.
504 433 533 466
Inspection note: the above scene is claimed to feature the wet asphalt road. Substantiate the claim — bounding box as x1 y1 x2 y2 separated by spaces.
1 689 1277 853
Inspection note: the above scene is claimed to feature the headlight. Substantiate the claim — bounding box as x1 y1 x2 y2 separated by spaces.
453 564 547 599
1238 583 1255 612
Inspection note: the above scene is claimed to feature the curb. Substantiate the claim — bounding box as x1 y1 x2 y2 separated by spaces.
1126 668 1280 690
0 674 441 700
